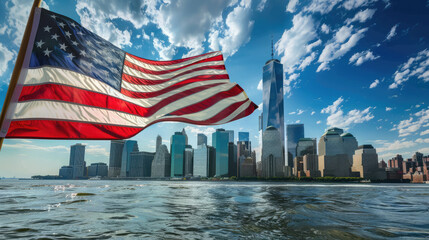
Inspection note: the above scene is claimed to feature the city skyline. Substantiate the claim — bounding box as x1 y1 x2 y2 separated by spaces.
1 0 429 177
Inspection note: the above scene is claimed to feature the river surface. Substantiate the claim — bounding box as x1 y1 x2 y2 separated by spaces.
0 180 428 239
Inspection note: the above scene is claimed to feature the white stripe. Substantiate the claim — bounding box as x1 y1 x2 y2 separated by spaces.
123 60 225 80
121 69 228 93
213 100 252 125
13 92 250 127
125 51 222 72
23 67 231 108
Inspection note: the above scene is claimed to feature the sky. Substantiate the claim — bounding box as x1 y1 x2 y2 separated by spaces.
0 0 429 178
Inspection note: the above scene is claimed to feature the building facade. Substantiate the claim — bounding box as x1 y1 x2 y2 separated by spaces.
351 145 386 180
184 145 194 177
129 151 155 178
287 124 304 167
88 163 108 177
59 166 73 179
69 143 86 179
197 133 207 146
151 144 171 178
296 138 317 157
262 126 284 178
120 140 139 177
171 131 186 177
213 129 229 177
108 140 125 178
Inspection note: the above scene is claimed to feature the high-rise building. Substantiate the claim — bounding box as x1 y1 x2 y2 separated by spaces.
287 124 304 167
156 135 162 152
120 140 139 177
184 145 194 177
225 130 234 143
59 166 73 179
193 144 216 178
262 126 284 178
129 151 155 177
197 133 207 146
260 58 285 174
69 143 86 179
182 128 188 145
237 140 251 177
296 138 317 157
351 145 386 180
171 131 186 177
151 144 171 178
108 140 125 177
88 163 108 177
213 128 229 177
228 142 237 177
238 132 250 142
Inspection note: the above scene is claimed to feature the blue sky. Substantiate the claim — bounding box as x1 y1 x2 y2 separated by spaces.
1 0 429 177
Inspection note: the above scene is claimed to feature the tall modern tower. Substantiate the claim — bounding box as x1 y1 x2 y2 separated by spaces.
69 143 86 179
120 140 139 177
212 128 229 177
171 131 186 177
197 133 207 146
287 124 304 167
108 140 125 177
260 57 285 173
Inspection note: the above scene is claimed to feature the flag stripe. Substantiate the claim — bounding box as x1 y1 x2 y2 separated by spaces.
124 54 224 75
125 51 221 70
121 72 229 86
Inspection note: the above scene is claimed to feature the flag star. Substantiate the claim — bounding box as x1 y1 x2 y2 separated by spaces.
59 43 67 51
71 22 76 28
51 33 59 40
80 50 87 57
43 26 51 32
65 31 72 38
68 53 75 60
51 14 56 20
36 39 44 48
43 48 52 57
58 22 66 28
71 40 78 46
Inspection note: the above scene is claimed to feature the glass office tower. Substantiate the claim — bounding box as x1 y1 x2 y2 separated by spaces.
238 132 250 142
120 140 139 177
69 143 86 179
212 129 229 177
171 132 186 177
286 124 304 167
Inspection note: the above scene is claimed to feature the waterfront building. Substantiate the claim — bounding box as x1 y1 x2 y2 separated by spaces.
129 151 155 177
182 128 188 145
88 163 108 177
238 132 250 142
303 154 320 177
225 130 234 143
208 146 216 177
120 140 139 177
261 126 284 178
228 142 237 177
379 159 387 169
213 129 229 177
151 144 171 178
256 161 262 177
351 145 386 180
69 143 86 179
260 57 285 173
156 135 162 152
240 157 256 178
193 144 216 177
59 166 73 179
237 140 251 177
108 140 125 177
296 138 317 157
318 128 358 177
184 145 194 177
197 133 207 146
287 124 304 167
171 131 186 177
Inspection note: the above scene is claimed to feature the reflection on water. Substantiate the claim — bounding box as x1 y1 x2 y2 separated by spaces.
0 180 428 239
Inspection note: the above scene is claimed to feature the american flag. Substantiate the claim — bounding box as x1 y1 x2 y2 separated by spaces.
1 8 257 140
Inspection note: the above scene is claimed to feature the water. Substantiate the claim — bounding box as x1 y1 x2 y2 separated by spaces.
0 180 428 239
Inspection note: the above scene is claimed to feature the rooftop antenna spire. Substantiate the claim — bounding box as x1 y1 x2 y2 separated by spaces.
271 35 273 60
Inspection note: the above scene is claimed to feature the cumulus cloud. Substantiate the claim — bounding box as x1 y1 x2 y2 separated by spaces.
297 109 305 115
153 38 177 60
345 8 376 25
304 0 342 14
386 107 392 111
385 24 398 41
389 49 429 89
415 138 429 143
257 79 263 90
257 0 267 12
283 73 300 95
321 96 374 129
86 145 109 157
286 0 299 13
377 139 416 153
369 79 380 88
311 111 315 115
343 0 378 10
349 50 380 66
392 107 429 137
321 23 330 34
185 126 216 136
316 120 321 124
3 143 68 152
317 25 368 72
420 129 429 136
0 42 15 77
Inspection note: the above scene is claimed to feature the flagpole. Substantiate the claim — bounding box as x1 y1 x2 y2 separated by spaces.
0 0 43 151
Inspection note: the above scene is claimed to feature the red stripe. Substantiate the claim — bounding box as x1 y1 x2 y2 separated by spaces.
19 82 238 118
122 65 227 85
6 120 143 139
124 55 224 75
122 73 229 86
126 51 220 66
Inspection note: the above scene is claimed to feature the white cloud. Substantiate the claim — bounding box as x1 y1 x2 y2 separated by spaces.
297 109 304 115
283 73 300 95
257 79 263 90
185 126 216 137
321 96 374 129
258 102 263 111
317 25 368 72
377 139 416 153
0 42 15 77
392 107 429 137
304 0 342 14
369 79 380 88
345 8 376 25
321 23 330 34
3 143 68 152
153 38 177 60
343 0 378 10
276 13 318 74
418 147 429 154
386 107 392 111
86 145 109 157
295 120 301 123
385 24 398 41
289 111 296 115
415 138 429 143
349 50 380 66
389 49 429 89
420 129 429 136
316 120 321 124
257 0 267 12
286 0 299 13
311 111 315 115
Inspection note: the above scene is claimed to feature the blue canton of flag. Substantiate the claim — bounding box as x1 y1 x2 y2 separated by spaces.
30 8 125 90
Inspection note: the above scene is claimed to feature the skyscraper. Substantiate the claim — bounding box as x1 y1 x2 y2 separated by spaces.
213 128 229 177
351 145 386 180
69 143 86 179
261 126 284 178
88 163 108 177
184 145 194 177
108 140 125 178
238 132 250 142
261 57 285 174
286 124 304 167
156 135 162 152
225 130 234 143
197 133 207 146
151 143 171 178
171 131 186 177
129 151 155 177
296 138 317 157
120 140 139 177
